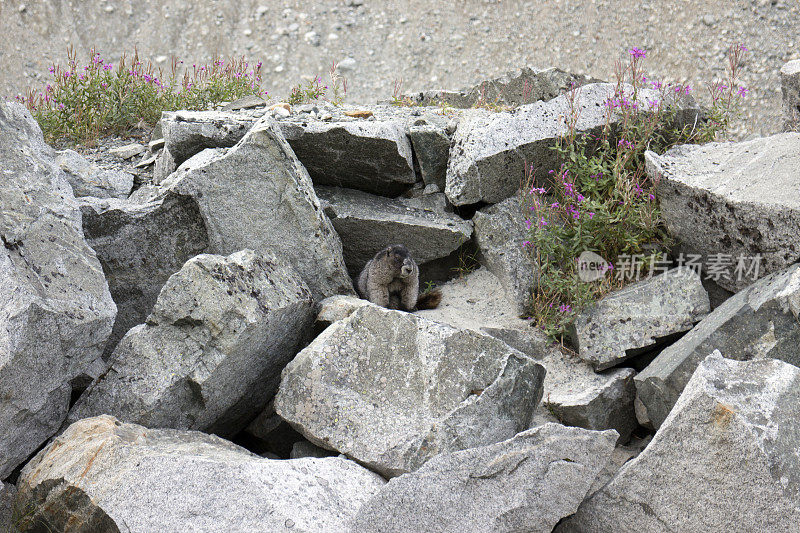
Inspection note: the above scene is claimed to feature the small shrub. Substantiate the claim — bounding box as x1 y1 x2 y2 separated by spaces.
523 44 748 339
287 60 347 106
15 47 267 144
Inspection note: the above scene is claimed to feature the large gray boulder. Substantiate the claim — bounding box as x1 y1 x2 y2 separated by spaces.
16 415 385 533
351 423 617 533
0 102 116 479
68 250 314 437
156 117 354 300
569 268 710 371
635 263 800 429
56 149 133 198
418 268 638 442
317 186 472 275
79 194 209 355
473 197 538 316
280 120 417 196
649 133 800 292
274 304 546 477
446 83 700 205
562 353 800 532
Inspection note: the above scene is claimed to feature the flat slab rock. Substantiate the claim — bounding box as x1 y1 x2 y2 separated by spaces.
317 186 472 274
446 83 700 206
351 423 617 533
56 149 133 199
156 117 354 301
68 250 314 437
16 415 384 533
0 102 117 479
568 267 710 371
561 353 800 532
649 133 800 292
274 304 546 478
635 262 800 429
418 268 638 442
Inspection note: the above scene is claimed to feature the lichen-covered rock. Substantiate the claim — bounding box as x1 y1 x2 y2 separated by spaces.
569 267 710 371
351 423 617 533
418 267 637 441
56 149 133 198
79 194 209 355
0 102 116 479
274 305 546 477
649 133 800 292
156 117 354 300
317 186 472 274
473 197 538 316
68 250 314 437
635 263 800 429
562 353 800 532
447 83 700 205
16 416 384 533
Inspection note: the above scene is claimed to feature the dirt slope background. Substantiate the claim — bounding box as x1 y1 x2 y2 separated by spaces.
1 0 798 136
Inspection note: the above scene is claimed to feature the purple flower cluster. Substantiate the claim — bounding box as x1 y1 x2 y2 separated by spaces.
629 48 647 59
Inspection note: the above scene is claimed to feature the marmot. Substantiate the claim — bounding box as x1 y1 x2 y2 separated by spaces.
357 244 442 311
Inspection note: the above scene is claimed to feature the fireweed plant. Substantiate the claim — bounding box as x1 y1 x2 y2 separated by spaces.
523 44 748 338
16 47 267 144
287 60 348 106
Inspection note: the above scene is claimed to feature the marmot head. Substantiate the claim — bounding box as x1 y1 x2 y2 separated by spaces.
383 244 415 278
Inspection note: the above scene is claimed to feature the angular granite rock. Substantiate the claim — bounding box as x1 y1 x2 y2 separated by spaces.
0 102 116 479
159 110 256 168
317 186 472 274
418 267 638 441
68 250 314 437
281 120 417 196
473 197 538 316
351 423 617 533
316 295 373 329
16 416 384 533
563 353 800 532
274 305 546 477
781 60 800 131
635 263 800 429
399 67 596 109
157 117 354 300
569 267 710 371
56 149 133 198
0 482 14 531
447 83 700 205
409 123 450 190
79 194 209 355
648 133 800 292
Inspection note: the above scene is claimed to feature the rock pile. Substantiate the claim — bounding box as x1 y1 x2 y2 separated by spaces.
1 62 799 531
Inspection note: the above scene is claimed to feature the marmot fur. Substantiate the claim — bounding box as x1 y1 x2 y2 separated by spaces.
357 244 442 311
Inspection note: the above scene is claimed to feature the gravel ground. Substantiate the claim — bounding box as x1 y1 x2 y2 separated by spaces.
2 0 798 137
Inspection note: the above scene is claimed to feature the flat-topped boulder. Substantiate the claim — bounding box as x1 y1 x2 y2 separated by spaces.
317 186 472 274
56 149 133 198
274 304 546 477
16 416 384 532
648 133 800 292
156 117 354 300
446 83 700 205
68 250 314 437
569 268 710 371
635 263 800 429
562 354 800 532
0 102 117 479
351 423 617 533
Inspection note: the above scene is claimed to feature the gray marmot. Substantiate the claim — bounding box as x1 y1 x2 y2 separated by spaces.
357 244 442 311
